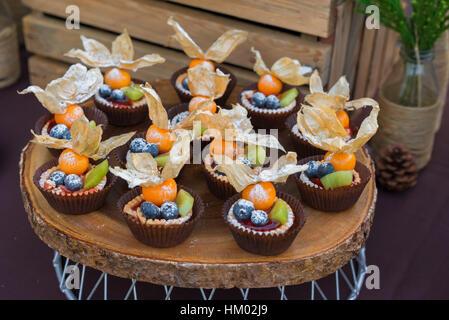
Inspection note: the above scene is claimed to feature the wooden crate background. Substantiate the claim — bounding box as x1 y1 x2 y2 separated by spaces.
21 0 399 99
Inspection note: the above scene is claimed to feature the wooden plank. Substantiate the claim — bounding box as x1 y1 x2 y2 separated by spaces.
328 0 353 87
28 56 68 87
343 4 365 92
23 13 258 85
168 0 336 38
353 28 376 99
366 26 387 97
22 0 332 83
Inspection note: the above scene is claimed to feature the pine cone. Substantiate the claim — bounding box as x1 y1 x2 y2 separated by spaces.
375 144 418 192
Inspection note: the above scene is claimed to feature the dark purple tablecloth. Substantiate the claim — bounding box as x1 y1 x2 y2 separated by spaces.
1 51 448 299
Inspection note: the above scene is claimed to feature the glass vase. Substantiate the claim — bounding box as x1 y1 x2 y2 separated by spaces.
383 45 439 107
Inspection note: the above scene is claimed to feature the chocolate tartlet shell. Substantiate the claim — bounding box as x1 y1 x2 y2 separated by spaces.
285 112 326 158
117 185 204 248
294 155 371 212
201 162 237 200
93 79 148 126
170 66 236 107
238 82 303 130
112 131 146 168
33 159 117 215
34 106 109 158
222 192 306 256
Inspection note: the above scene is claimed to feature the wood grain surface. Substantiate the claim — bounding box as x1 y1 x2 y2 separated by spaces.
167 0 337 38
23 13 257 86
22 0 332 82
19 81 376 289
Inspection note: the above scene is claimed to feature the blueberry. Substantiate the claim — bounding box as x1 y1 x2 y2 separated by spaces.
161 202 179 220
266 95 280 109
64 174 83 191
142 143 159 157
233 199 254 220
305 161 320 178
182 77 189 90
99 84 112 98
63 130 72 141
251 210 269 226
141 201 161 219
174 112 188 124
50 171 66 186
49 124 69 139
129 138 148 153
237 157 252 168
317 161 335 178
110 89 127 102
251 92 266 108
214 169 226 176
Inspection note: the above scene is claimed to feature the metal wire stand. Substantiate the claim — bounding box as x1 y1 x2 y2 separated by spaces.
53 247 366 300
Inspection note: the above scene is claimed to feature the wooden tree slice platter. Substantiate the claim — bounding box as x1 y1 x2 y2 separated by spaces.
19 80 377 289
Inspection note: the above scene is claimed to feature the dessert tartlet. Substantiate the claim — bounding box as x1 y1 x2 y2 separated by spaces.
167 17 247 106
168 63 232 156
198 104 286 199
294 154 371 212
32 117 135 214
112 130 203 248
217 152 307 255
65 29 165 126
20 63 107 157
286 70 361 158
238 48 312 129
112 83 186 169
293 90 380 212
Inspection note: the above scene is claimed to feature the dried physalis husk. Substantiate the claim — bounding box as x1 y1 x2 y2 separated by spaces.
141 83 169 129
18 64 102 114
251 47 311 86
297 98 379 154
305 70 350 112
216 152 306 192
31 117 135 160
209 104 285 151
187 64 230 98
109 130 192 188
167 16 247 63
65 29 165 72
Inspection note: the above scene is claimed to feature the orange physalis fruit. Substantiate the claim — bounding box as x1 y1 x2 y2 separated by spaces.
58 149 89 175
324 151 356 171
145 124 176 154
336 110 350 129
54 104 84 128
142 178 177 207
257 74 283 96
210 139 243 160
104 67 131 90
188 96 217 114
242 182 276 211
188 59 215 72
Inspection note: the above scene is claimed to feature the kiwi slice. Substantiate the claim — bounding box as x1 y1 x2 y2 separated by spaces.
83 159 109 190
320 170 353 190
244 144 266 167
270 199 288 224
123 86 143 101
280 88 299 107
155 153 169 167
175 189 194 217
89 120 96 128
